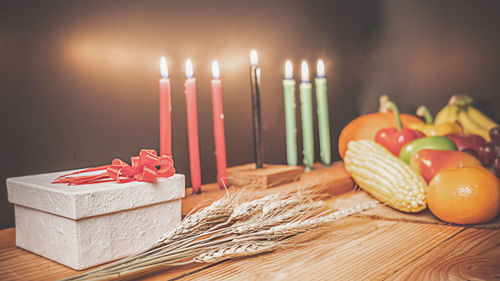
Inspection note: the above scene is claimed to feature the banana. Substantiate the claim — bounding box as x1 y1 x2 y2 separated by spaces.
437 94 498 141
435 105 452 124
467 105 499 130
458 109 491 140
446 105 460 124
435 105 460 124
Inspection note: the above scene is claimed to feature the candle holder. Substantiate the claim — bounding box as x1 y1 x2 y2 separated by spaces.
226 163 304 189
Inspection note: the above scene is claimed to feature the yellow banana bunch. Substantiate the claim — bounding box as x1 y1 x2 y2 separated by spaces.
435 105 459 124
435 95 499 141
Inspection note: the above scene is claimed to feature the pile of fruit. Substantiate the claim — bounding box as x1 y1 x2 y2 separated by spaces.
435 95 500 177
340 95 500 225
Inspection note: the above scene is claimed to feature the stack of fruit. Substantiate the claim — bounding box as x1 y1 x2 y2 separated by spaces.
434 95 500 178
340 95 500 225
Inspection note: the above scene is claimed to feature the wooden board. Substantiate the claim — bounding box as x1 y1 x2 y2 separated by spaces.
225 163 304 189
386 228 500 281
1 161 499 280
176 218 462 281
3 216 499 281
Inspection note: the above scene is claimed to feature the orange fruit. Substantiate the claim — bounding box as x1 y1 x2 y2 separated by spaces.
338 112 423 158
428 166 500 224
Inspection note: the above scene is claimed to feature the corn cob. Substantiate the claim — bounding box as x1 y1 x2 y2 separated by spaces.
344 139 427 213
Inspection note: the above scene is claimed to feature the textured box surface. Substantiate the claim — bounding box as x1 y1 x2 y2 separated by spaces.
7 170 185 219
7 170 185 270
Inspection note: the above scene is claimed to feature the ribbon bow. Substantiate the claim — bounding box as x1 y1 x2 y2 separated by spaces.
53 149 175 186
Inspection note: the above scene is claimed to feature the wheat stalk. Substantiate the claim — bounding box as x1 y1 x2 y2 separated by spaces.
156 197 234 244
231 201 326 235
194 241 277 263
264 201 379 237
60 191 377 281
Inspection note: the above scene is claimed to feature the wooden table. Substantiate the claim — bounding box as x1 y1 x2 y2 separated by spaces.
1 163 499 280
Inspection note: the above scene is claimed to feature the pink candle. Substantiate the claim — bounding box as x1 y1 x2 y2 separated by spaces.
184 59 202 194
210 61 227 188
159 57 172 157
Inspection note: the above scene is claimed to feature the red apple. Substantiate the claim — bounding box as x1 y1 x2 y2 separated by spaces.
445 134 486 154
410 149 482 183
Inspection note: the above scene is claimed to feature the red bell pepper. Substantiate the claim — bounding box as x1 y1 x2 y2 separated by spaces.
375 101 424 156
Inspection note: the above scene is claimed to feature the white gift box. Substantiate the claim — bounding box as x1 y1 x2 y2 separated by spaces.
6 170 185 270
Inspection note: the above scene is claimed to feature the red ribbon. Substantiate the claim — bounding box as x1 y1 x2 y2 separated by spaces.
53 149 175 186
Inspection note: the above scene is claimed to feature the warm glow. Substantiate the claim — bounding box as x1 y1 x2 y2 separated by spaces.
185 58 193 78
285 60 293 79
250 50 258 66
160 56 168 78
212 60 220 79
301 60 309 82
317 59 325 77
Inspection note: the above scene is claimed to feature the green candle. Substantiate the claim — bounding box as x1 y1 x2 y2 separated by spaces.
283 60 297 166
315 59 331 166
300 61 314 171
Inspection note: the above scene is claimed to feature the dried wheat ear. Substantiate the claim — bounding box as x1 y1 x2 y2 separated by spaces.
60 189 378 281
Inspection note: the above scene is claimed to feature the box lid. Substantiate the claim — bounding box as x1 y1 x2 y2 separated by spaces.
7 169 185 220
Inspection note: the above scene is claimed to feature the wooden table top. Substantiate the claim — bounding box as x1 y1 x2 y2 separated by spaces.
1 163 499 280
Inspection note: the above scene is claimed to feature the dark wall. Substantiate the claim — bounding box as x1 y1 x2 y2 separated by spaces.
359 1 500 116
1 0 499 229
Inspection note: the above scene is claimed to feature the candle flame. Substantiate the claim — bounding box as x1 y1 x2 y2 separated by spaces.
301 60 309 82
212 60 220 79
250 50 258 66
285 60 293 79
317 59 325 77
160 56 168 78
185 58 193 78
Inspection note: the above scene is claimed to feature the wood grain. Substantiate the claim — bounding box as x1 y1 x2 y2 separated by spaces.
387 228 500 281
177 218 463 281
226 163 304 189
0 210 497 281
1 161 498 281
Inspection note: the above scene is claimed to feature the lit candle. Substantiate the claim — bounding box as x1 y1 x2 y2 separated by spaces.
210 61 227 188
300 61 314 171
159 57 172 157
315 59 331 166
184 59 202 194
250 50 263 168
283 60 297 166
